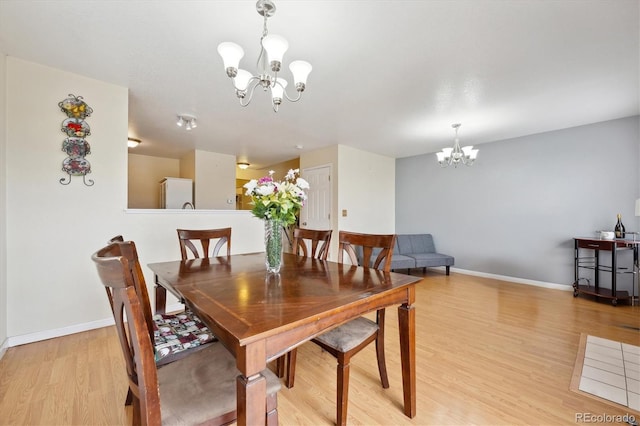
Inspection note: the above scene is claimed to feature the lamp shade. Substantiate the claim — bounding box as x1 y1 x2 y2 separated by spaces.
262 35 289 64
234 69 253 91
237 162 250 170
436 152 446 162
217 42 244 70
289 60 312 85
271 78 287 100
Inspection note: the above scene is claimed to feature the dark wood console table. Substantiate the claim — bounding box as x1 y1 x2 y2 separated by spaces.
573 237 639 305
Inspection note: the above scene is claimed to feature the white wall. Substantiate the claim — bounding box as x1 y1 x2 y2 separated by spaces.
396 116 640 290
128 153 180 208
0 50 8 354
338 145 395 234
5 57 264 344
194 150 235 209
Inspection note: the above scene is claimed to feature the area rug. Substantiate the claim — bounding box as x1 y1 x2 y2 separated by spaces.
571 333 640 415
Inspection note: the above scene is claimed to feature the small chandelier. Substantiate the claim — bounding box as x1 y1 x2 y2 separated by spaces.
176 115 197 131
436 123 478 167
217 0 312 112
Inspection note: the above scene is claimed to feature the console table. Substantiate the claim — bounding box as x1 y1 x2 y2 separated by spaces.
573 237 639 305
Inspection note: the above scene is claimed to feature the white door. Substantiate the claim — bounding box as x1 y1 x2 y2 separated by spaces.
301 165 332 230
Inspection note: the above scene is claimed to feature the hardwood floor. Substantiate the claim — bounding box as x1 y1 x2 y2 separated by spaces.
1 271 638 425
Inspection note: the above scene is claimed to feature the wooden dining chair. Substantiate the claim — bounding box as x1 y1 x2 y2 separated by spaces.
287 230 396 426
107 235 215 363
283 228 333 382
105 236 217 409
154 227 232 314
291 228 332 260
92 240 281 426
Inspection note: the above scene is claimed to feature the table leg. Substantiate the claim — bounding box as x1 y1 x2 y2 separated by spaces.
237 373 267 426
153 275 167 314
398 299 416 418
236 342 268 425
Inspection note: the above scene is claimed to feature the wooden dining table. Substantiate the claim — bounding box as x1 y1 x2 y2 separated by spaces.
147 252 422 425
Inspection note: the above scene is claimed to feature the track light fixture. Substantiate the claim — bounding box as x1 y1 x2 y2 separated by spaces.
176 115 197 131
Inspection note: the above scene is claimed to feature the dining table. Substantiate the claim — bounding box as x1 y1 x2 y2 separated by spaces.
147 252 422 425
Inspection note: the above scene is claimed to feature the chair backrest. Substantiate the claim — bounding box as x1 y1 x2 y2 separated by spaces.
102 238 155 347
92 241 162 425
292 228 332 260
177 228 232 260
337 231 396 273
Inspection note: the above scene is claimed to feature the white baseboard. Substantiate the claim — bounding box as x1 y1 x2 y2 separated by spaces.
0 337 8 361
7 317 115 348
5 302 186 348
451 267 573 291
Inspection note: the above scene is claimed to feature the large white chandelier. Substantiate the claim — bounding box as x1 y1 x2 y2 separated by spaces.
436 123 478 167
217 0 312 112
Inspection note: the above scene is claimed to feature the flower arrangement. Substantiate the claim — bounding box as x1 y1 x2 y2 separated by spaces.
243 169 309 225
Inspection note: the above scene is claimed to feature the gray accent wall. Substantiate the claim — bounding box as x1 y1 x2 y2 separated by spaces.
396 116 640 290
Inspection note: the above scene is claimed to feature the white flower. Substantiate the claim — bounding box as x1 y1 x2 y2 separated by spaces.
295 177 310 190
243 179 258 195
256 184 275 196
285 168 300 181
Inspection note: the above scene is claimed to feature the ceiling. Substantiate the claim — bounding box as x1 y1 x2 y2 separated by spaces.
1 1 638 170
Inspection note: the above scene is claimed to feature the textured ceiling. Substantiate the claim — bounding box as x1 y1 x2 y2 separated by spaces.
1 0 638 170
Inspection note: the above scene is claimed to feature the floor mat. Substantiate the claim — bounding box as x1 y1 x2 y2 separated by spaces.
571 334 640 414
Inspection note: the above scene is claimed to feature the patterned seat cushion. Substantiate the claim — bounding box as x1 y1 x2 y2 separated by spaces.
153 310 217 362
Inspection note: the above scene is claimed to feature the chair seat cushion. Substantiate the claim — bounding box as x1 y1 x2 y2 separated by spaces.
153 310 217 362
159 342 281 425
314 316 379 352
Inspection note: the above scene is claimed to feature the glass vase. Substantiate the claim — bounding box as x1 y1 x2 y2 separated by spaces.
264 219 284 273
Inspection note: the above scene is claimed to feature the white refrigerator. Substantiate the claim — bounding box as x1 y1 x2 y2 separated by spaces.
159 177 193 209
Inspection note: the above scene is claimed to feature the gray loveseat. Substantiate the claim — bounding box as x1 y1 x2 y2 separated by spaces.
390 234 454 275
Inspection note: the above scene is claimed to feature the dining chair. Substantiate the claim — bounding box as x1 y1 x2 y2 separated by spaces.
92 240 281 425
153 227 232 314
284 228 333 382
105 235 217 408
287 230 395 426
291 228 332 260
107 235 215 363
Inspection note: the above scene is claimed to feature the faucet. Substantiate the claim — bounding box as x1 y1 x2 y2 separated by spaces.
182 202 194 209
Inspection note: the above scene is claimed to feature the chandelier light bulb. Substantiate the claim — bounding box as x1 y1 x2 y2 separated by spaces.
190 118 197 129
234 69 253 92
217 42 244 76
289 60 312 88
176 116 185 127
271 78 287 101
262 35 289 71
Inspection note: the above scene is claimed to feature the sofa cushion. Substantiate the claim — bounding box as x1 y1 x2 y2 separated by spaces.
406 252 454 268
390 254 417 270
397 234 436 255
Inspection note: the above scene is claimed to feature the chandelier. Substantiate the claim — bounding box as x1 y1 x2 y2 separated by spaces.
436 123 478 167
217 0 312 112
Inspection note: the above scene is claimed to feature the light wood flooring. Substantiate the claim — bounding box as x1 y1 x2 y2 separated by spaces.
0 271 638 425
